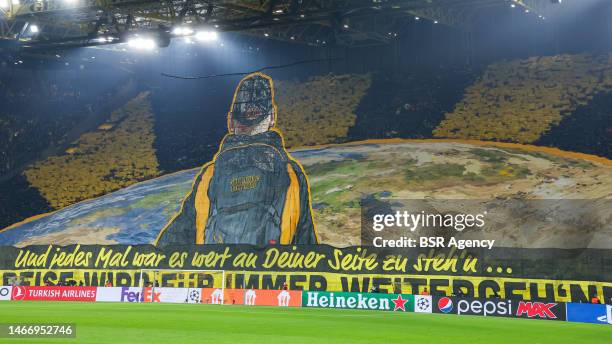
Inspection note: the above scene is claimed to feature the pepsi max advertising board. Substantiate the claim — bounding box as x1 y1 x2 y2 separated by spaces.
433 296 567 321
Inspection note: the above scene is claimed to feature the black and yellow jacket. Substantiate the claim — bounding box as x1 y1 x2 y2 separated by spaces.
155 129 318 246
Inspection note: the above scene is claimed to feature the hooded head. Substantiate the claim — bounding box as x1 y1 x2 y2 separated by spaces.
227 72 277 135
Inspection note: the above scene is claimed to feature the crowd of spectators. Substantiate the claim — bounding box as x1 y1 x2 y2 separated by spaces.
536 91 612 158
348 68 474 140
0 77 83 177
14 74 372 211
3 55 611 223
434 53 612 143
23 92 160 208
275 74 372 147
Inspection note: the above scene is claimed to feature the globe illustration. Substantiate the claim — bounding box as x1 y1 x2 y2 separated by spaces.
1 140 610 249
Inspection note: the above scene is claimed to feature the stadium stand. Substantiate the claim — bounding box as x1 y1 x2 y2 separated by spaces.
536 90 612 158
434 53 612 143
3 74 373 219
349 69 474 140
23 92 160 208
275 74 372 147
3 58 611 225
0 79 81 176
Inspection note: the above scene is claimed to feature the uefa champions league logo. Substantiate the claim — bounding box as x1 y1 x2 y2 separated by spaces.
188 289 201 303
416 297 430 311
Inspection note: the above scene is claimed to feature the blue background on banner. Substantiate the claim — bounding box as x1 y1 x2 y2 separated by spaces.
566 303 611 325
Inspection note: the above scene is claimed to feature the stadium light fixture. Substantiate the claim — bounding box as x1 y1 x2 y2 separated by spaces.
127 37 156 51
172 27 194 36
29 24 39 33
415 16 420 20
195 30 218 42
0 0 8 9
92 36 115 43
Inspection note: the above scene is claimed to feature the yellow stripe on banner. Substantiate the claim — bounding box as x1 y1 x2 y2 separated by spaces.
272 127 320 244
281 164 300 244
195 165 215 244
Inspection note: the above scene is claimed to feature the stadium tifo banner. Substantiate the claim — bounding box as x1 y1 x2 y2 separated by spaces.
432 296 567 321
0 244 610 304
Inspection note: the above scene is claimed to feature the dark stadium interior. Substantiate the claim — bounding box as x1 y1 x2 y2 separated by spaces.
1 0 611 229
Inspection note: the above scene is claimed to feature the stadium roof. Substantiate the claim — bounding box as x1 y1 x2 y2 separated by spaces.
0 0 562 50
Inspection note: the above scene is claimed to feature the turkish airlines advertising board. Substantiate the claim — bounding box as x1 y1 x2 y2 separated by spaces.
10 286 97 302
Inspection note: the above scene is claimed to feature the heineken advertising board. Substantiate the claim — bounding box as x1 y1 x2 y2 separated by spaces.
302 291 415 312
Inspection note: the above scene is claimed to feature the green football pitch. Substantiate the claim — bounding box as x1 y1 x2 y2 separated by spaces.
0 302 610 344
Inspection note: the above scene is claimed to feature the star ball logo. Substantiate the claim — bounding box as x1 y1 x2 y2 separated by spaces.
189 289 201 303
415 295 432 312
438 297 453 313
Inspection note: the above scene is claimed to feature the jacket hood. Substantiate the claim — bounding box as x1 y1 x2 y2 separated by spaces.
227 72 278 133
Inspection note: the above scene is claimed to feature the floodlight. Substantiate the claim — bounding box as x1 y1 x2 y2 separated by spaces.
127 37 156 50
195 30 218 42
